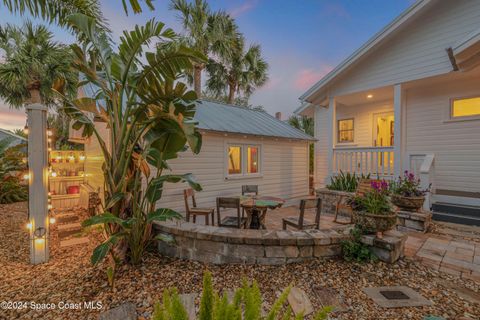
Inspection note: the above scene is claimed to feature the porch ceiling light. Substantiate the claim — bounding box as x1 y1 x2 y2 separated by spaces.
367 94 373 99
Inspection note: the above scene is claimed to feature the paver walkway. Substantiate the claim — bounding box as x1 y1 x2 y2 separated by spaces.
405 231 480 281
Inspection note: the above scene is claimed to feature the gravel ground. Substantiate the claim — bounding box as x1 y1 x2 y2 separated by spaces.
0 202 479 320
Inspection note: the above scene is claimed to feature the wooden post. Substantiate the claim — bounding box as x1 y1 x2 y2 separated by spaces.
326 97 336 185
393 84 404 178
26 103 49 264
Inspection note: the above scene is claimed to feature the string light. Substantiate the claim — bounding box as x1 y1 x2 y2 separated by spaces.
26 222 32 230
49 217 56 224
23 173 30 180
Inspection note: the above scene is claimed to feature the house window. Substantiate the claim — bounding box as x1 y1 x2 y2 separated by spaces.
338 119 354 143
228 146 242 174
247 146 259 174
227 144 261 176
452 96 480 118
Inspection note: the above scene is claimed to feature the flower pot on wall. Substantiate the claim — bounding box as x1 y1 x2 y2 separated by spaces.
391 194 425 211
353 211 397 233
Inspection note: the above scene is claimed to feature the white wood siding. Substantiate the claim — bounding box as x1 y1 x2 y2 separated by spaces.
157 132 310 213
335 101 393 148
405 74 480 195
314 106 329 188
329 0 480 96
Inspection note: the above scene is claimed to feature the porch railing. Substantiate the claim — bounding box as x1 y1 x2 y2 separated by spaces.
333 146 394 179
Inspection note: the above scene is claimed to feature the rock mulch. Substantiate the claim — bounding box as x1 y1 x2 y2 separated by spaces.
0 202 479 320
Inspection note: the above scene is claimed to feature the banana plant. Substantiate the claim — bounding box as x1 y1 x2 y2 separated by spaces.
56 13 207 265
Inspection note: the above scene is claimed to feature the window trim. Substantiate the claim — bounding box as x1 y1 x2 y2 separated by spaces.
337 118 355 143
450 95 480 121
225 142 263 179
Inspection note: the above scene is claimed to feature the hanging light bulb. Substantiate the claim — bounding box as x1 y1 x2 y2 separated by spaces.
23 173 30 180
49 217 56 224
47 129 53 137
26 222 32 230
23 124 29 135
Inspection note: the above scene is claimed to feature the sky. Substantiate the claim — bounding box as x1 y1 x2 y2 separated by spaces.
0 0 413 131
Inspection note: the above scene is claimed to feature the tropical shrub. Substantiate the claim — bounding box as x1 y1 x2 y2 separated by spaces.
58 14 206 267
326 171 370 192
390 170 430 197
0 138 28 204
348 180 392 215
341 226 376 263
152 271 333 320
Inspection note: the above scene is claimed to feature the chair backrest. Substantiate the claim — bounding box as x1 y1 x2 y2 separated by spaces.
217 197 241 227
298 198 322 228
355 179 378 196
242 185 258 196
184 188 196 213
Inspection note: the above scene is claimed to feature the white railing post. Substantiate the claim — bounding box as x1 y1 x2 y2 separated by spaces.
419 154 435 211
26 104 49 264
326 97 336 183
393 84 404 178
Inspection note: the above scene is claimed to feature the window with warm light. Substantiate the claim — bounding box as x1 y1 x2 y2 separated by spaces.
226 144 261 177
247 146 259 174
228 146 242 174
338 119 354 143
452 96 480 118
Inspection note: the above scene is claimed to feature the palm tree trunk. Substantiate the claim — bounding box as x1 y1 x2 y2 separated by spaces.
227 83 235 104
194 64 203 98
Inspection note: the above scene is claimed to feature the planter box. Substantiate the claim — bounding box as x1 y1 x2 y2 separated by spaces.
396 210 432 233
315 188 353 214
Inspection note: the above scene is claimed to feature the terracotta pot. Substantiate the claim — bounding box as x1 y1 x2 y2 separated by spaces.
352 211 397 233
391 194 425 211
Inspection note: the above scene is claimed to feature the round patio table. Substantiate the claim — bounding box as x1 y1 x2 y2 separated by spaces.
240 196 285 229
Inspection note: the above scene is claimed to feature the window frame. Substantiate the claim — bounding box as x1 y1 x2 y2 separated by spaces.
337 118 355 143
450 95 480 121
225 142 262 179
227 144 243 176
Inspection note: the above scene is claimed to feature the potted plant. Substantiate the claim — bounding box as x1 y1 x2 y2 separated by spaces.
390 171 430 211
348 180 396 237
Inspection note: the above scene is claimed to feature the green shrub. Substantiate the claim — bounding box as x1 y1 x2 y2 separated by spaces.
0 138 28 204
341 226 376 263
152 271 333 320
326 171 370 192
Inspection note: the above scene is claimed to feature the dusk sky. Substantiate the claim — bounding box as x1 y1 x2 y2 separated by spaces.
0 0 412 131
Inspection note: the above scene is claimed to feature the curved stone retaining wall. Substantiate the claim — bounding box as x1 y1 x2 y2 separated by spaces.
153 221 350 265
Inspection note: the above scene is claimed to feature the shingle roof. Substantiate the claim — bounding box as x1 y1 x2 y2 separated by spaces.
0 128 27 147
195 100 315 141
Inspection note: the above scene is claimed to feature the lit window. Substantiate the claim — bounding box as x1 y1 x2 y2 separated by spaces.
228 146 242 174
227 144 261 176
338 119 354 143
247 146 259 174
452 97 480 118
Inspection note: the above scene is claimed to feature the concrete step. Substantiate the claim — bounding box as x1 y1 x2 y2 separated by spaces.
432 202 480 218
58 229 83 239
57 222 82 231
56 213 80 224
60 237 89 248
432 211 480 227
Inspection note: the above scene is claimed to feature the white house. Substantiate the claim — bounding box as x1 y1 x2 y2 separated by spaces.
78 100 315 214
296 0 480 224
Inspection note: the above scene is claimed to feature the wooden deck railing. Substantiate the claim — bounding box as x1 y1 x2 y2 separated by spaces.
333 146 394 179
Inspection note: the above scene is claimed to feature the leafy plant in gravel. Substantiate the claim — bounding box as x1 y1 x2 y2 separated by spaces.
327 171 370 192
0 137 28 204
341 226 376 263
58 14 206 267
152 271 334 320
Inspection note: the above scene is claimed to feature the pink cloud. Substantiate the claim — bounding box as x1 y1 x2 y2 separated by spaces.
294 65 333 90
229 0 258 18
0 109 26 131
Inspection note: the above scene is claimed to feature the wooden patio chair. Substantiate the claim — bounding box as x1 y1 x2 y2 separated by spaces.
334 179 376 224
216 197 246 228
282 198 322 230
184 188 215 225
241 185 258 218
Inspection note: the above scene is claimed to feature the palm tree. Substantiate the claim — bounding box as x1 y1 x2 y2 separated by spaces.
170 0 239 97
0 22 77 108
206 35 269 104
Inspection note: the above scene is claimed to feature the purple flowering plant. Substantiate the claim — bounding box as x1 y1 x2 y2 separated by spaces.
348 180 393 215
391 170 430 197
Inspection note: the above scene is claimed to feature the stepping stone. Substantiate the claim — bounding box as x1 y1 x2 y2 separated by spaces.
56 214 79 224
60 237 89 247
99 302 136 320
179 293 197 320
58 229 83 239
363 286 432 308
57 222 82 231
437 279 480 305
287 287 313 316
312 286 347 312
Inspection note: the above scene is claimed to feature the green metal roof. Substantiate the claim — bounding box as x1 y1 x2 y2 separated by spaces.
195 100 315 141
